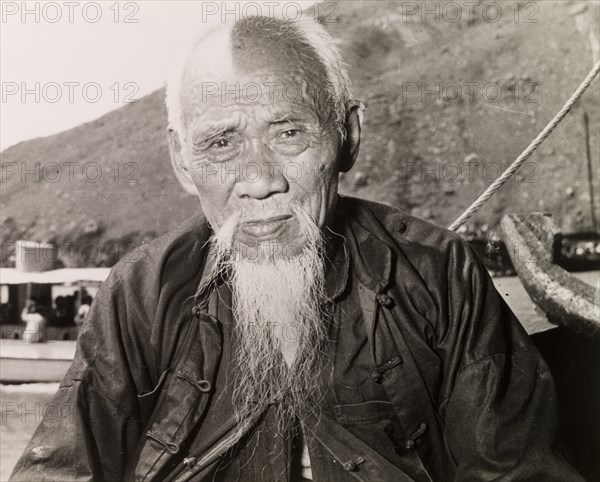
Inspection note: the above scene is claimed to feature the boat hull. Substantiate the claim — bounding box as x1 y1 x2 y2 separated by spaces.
501 213 599 338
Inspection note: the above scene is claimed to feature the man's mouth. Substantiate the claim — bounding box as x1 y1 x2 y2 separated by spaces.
239 214 292 240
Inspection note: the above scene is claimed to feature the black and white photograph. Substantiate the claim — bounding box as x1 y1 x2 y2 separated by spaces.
1 1 599 480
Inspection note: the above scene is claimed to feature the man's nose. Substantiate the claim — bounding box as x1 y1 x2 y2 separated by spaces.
234 144 289 200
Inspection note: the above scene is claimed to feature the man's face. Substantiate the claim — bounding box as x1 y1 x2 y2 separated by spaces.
176 35 342 258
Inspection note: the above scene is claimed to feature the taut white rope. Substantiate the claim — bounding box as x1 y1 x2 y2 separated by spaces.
449 61 600 232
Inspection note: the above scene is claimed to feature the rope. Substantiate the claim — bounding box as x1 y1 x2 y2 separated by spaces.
449 61 600 232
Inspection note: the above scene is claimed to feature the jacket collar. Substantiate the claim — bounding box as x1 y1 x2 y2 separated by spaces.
323 222 350 300
337 196 395 294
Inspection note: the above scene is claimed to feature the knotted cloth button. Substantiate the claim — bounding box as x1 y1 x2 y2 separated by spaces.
376 294 394 307
196 380 212 392
404 421 428 450
176 371 212 393
343 456 365 472
146 431 179 454
183 457 197 467
191 305 202 317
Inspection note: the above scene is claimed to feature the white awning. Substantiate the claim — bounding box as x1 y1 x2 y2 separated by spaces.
0 267 111 285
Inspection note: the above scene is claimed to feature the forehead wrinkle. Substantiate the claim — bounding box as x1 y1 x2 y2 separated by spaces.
268 105 320 126
187 83 323 133
191 112 246 140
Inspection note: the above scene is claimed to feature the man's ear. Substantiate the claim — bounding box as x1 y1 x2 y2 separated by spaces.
167 127 198 196
339 100 365 173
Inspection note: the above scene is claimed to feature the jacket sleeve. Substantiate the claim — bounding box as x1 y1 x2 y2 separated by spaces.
439 240 583 482
10 270 153 482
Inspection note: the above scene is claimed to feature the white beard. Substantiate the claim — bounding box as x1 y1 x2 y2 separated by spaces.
210 202 329 436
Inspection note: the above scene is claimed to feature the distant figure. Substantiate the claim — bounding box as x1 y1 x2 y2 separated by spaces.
65 293 77 324
75 295 92 326
77 288 89 309
0 302 11 325
21 299 47 343
71 290 79 310
51 296 68 327
73 295 92 340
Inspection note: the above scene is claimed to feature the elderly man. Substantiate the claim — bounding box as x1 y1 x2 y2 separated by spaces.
12 15 581 482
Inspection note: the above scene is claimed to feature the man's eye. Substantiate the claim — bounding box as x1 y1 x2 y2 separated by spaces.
196 137 239 162
210 139 231 149
279 129 299 139
270 128 310 155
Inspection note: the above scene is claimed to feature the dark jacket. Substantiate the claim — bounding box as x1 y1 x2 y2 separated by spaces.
10 197 582 482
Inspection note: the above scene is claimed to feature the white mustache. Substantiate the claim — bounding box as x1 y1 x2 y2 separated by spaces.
230 200 306 227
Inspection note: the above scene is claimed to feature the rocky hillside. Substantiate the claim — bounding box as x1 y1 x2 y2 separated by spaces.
1 0 598 266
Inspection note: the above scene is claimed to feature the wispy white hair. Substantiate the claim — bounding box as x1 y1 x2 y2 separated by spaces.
165 13 352 141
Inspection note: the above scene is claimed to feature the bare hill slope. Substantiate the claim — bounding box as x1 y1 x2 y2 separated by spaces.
1 0 598 266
